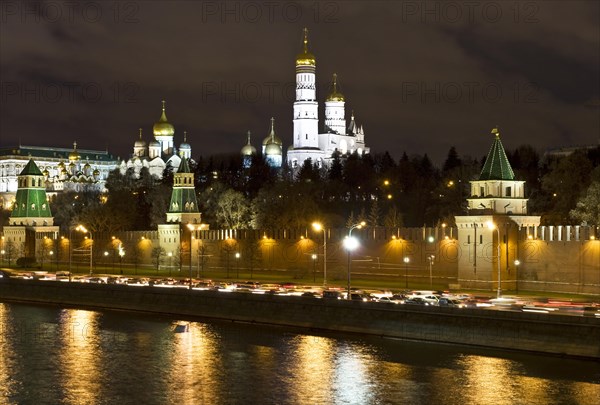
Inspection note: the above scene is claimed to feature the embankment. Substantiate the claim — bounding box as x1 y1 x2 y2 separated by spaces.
1 278 599 359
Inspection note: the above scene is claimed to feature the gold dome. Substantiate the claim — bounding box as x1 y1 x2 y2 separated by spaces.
134 128 147 147
296 28 316 67
57 161 65 168
42 169 49 177
262 117 282 146
68 141 80 161
93 169 100 176
153 100 175 137
326 73 344 102
241 130 257 156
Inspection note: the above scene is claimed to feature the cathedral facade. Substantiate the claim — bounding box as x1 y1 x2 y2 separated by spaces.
241 28 370 169
120 101 191 179
0 143 117 210
287 28 370 169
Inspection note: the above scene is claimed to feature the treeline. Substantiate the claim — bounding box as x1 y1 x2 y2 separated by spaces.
42 145 600 234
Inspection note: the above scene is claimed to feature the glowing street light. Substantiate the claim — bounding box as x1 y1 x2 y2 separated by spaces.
312 222 327 286
403 256 410 288
344 221 366 299
75 225 93 275
427 254 435 288
487 221 502 298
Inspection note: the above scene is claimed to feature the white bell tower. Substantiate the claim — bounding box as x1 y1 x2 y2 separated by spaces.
293 28 319 149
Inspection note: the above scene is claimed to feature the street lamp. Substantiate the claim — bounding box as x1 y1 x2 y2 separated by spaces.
312 222 327 286
427 254 435 288
311 253 317 283
235 252 241 279
514 259 521 293
118 245 125 275
487 221 501 298
168 252 173 277
344 221 366 299
75 225 93 275
403 256 410 288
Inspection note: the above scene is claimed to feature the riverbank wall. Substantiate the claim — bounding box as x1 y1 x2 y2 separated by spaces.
1 279 599 359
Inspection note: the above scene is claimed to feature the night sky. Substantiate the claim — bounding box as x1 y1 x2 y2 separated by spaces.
1 1 598 165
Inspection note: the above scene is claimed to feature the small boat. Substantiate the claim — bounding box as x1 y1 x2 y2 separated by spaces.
173 322 190 333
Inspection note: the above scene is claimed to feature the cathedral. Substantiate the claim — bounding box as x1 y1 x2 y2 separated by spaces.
120 101 191 179
241 28 370 169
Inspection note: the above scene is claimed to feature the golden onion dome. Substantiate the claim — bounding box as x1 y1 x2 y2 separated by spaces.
68 141 81 161
68 162 75 168
84 162 91 169
153 100 175 137
262 117 282 146
326 73 345 102
241 130 257 156
179 130 191 150
61 168 68 175
265 142 282 156
134 128 147 148
296 28 316 66
93 169 100 176
42 169 49 177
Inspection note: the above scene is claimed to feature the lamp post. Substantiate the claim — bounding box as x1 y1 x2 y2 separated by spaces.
488 221 501 298
235 252 240 279
168 252 173 277
119 246 125 275
403 256 410 288
311 253 317 283
74 225 93 275
514 259 521 294
427 254 435 288
344 221 365 300
312 222 327 287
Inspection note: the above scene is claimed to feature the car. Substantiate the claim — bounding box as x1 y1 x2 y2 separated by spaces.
404 297 431 306
438 297 462 307
322 290 343 299
407 294 439 305
301 291 321 298
375 296 400 304
350 293 369 302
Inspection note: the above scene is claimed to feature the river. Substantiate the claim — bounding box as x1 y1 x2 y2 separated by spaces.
0 302 599 404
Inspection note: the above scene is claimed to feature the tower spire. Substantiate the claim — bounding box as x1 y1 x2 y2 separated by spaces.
303 27 309 53
247 130 252 145
183 130 187 143
138 128 143 140
269 117 276 141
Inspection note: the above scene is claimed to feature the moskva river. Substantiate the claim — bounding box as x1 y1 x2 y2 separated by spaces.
1 302 599 405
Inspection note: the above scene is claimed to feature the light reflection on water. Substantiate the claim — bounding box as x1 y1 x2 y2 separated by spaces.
0 302 599 405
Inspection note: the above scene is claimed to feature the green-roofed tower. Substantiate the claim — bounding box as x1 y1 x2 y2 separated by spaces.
166 158 201 224
455 127 540 292
9 159 54 226
479 128 515 180
466 127 529 215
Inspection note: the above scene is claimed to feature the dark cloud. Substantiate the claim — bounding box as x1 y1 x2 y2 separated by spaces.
0 0 598 165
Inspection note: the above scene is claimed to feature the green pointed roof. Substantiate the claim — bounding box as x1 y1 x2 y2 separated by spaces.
178 157 191 173
479 128 515 181
20 159 43 176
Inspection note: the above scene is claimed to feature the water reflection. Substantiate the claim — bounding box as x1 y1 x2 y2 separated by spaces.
288 335 336 403
0 303 17 403
58 309 103 404
0 302 598 405
166 322 222 405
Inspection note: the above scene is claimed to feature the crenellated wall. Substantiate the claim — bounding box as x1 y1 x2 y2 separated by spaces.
1 226 598 295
